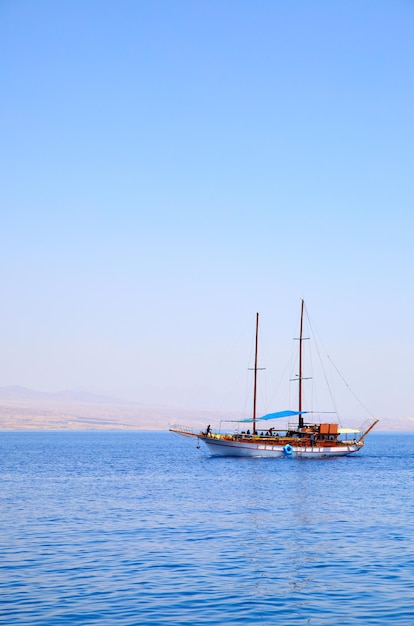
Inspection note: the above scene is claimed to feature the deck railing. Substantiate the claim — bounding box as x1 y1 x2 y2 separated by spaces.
169 423 197 434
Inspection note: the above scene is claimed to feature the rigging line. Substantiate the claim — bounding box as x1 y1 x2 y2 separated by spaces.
325 353 376 419
304 306 340 421
268 341 297 409
305 305 375 420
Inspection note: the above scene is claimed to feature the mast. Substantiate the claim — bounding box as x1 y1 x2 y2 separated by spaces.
253 312 259 434
298 299 304 429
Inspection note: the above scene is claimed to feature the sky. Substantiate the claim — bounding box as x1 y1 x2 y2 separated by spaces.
1 0 413 423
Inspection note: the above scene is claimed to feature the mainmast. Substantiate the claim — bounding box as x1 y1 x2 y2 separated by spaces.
252 312 259 434
298 299 305 429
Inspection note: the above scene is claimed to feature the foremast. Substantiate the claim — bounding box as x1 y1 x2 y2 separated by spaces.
250 312 265 434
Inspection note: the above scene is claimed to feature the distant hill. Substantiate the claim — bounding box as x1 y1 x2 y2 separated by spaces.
373 416 414 432
0 387 413 431
0 386 221 431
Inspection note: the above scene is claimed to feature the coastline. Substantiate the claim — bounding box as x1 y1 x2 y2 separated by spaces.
0 400 412 432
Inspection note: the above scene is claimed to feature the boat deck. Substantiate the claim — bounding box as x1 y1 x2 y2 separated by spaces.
203 432 360 448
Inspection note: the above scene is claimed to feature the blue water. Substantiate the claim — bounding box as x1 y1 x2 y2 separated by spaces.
1 431 413 625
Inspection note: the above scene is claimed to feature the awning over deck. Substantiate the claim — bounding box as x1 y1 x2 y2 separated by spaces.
223 410 307 423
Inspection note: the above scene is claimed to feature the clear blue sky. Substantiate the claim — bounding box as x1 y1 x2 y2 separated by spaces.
1 1 413 422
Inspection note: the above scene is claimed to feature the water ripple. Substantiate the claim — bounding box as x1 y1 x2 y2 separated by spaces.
1 431 413 624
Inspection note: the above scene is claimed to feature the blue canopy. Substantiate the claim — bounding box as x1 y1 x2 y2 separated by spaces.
257 410 307 421
223 410 307 423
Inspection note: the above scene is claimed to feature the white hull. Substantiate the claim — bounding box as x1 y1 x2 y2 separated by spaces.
201 436 361 458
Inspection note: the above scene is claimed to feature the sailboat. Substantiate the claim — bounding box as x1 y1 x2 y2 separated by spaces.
170 300 379 457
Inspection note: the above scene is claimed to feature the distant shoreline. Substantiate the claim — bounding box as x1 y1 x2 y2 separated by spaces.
0 393 412 433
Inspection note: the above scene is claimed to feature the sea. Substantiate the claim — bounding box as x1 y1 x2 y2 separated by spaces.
1 431 413 625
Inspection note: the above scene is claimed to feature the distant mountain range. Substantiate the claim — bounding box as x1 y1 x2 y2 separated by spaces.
0 386 126 404
0 386 413 432
0 386 217 431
